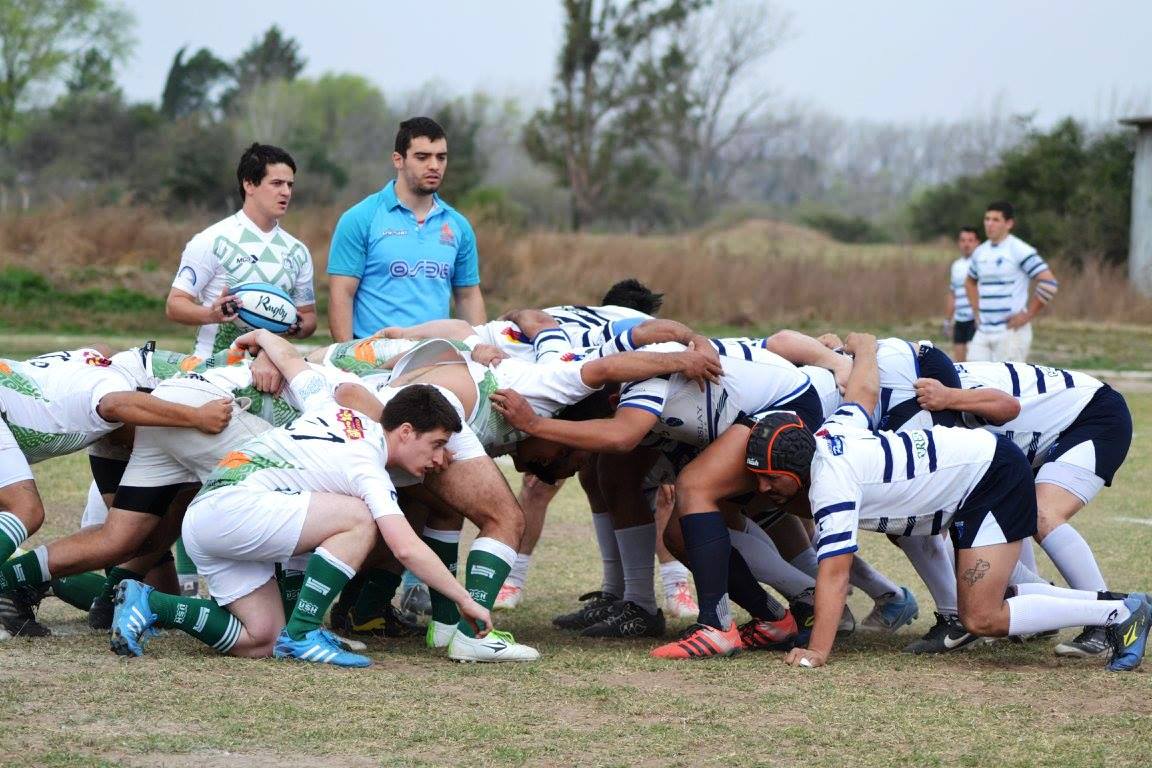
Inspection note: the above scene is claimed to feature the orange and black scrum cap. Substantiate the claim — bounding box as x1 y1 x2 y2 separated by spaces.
745 411 816 487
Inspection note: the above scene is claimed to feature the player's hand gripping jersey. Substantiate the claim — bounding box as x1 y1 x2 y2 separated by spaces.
611 339 816 448
954 361 1101 464
0 349 137 463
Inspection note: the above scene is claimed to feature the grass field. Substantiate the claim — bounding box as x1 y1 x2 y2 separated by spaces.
0 384 1149 767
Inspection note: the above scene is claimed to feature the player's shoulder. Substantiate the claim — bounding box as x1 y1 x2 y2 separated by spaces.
191 212 245 242
336 189 390 228
1005 234 1037 257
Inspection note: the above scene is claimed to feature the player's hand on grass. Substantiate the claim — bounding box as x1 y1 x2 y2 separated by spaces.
489 389 539 432
210 293 242 324
194 398 233 434
471 343 508 367
249 350 284 394
914 377 953 412
784 647 827 668
679 346 723 390
460 599 493 638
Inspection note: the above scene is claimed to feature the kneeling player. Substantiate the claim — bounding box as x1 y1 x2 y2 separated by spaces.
110 332 491 667
745 334 1149 671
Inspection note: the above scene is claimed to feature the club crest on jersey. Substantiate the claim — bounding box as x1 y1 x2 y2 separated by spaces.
336 408 366 440
83 351 111 367
439 222 456 247
501 325 530 344
824 434 844 455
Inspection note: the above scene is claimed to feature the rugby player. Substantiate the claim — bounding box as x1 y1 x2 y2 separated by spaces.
914 360 1133 657
0 346 232 636
741 333 1148 672
110 332 490 667
490 328 828 653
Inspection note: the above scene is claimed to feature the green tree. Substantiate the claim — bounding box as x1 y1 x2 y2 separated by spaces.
66 48 118 96
160 46 233 120
231 73 392 202
0 0 134 152
222 25 306 111
908 118 1133 266
523 0 709 229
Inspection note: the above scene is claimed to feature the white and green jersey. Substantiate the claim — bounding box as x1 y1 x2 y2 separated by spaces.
320 336 469 378
199 369 402 519
380 339 597 455
0 349 134 464
172 211 316 357
193 361 357 429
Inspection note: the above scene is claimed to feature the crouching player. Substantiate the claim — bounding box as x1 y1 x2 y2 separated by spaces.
110 331 491 667
748 334 1149 672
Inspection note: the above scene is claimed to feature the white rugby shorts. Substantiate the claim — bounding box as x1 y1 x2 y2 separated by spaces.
182 486 311 606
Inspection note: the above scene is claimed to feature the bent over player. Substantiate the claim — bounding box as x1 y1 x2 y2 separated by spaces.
743 334 1149 671
110 331 491 667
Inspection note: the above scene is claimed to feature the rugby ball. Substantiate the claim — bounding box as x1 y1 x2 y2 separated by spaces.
231 282 297 333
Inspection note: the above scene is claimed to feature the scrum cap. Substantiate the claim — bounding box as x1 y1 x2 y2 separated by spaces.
745 411 816 487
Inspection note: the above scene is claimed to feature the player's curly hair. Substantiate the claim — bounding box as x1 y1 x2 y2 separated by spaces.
745 411 815 487
601 279 663 315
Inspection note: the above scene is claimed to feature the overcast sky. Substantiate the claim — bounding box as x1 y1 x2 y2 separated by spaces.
116 0 1152 125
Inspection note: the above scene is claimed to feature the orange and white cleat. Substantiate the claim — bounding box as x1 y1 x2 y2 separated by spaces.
650 622 742 660
494 584 524 610
738 611 799 651
664 581 699 619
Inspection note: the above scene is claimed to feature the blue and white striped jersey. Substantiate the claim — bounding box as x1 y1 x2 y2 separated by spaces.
543 304 652 349
471 304 651 363
808 404 996 562
967 235 1048 333
950 256 973 322
954 361 1101 466
613 340 812 449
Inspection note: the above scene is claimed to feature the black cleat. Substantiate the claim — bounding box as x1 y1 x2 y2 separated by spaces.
581 601 665 638
902 612 977 654
552 591 621 631
1054 626 1110 658
330 602 425 638
88 594 114 631
0 585 51 637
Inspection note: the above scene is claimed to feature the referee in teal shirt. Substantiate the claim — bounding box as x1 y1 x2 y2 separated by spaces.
327 117 486 341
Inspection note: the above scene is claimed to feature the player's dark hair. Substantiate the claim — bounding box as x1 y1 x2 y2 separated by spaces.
601 278 663 315
382 384 462 434
395 117 447 157
959 226 980 238
986 201 1015 221
554 385 618 422
236 143 296 200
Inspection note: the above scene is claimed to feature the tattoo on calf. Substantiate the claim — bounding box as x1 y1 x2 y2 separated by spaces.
962 558 991 586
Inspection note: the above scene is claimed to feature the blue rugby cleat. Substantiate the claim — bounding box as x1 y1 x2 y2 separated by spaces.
860 586 920 633
110 580 158 658
274 627 372 668
1107 593 1151 672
